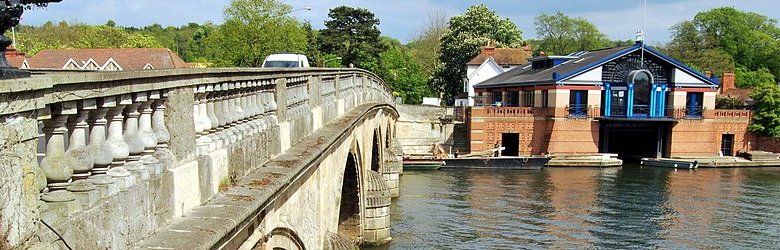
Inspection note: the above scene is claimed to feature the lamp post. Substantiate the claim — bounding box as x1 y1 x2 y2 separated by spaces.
0 0 62 79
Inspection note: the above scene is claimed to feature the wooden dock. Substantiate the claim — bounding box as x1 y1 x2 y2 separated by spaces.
547 154 623 167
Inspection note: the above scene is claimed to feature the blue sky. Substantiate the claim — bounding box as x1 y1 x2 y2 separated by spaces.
21 0 780 44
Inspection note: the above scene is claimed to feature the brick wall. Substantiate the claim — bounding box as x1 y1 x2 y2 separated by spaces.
756 137 780 153
469 107 753 157
668 115 753 157
547 119 600 154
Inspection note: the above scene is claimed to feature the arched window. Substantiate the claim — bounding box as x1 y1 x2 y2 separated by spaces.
628 70 653 110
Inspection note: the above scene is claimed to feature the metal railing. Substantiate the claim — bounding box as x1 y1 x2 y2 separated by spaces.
605 105 705 120
566 104 590 118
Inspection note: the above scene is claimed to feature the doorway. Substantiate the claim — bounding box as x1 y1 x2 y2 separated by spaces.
600 121 671 161
501 133 519 156
721 134 735 156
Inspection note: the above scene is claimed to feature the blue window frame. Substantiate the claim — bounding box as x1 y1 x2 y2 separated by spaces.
569 90 588 117
686 92 703 118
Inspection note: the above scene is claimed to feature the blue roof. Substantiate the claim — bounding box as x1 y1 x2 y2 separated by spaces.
474 43 719 89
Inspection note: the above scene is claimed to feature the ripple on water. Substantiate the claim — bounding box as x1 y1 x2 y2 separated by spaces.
364 167 780 250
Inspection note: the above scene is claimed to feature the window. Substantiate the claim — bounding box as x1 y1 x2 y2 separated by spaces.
492 91 503 106
506 92 519 107
686 92 703 118
523 90 535 107
628 70 653 115
541 90 549 107
569 90 588 117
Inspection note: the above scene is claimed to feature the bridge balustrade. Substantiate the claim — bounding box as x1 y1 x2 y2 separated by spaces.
0 68 393 249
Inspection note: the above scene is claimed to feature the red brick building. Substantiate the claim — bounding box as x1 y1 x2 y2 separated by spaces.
468 42 753 159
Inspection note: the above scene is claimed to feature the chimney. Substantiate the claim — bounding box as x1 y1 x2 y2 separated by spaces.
722 72 736 91
482 46 496 57
521 44 532 56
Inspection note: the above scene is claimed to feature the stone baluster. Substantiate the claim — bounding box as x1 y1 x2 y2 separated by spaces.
106 95 130 169
124 93 149 180
195 85 213 154
244 81 259 134
240 82 254 134
151 90 176 170
86 98 114 176
224 82 238 145
206 84 221 147
255 83 268 133
40 103 76 191
193 86 205 154
39 104 80 217
248 81 262 134
139 92 162 176
215 83 229 147
234 81 247 138
66 100 95 180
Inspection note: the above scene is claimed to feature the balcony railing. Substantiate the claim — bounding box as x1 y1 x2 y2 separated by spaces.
566 104 589 118
483 107 536 117
714 109 752 119
605 105 705 120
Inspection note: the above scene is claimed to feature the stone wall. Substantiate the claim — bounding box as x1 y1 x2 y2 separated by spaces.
395 104 455 155
0 68 394 249
0 112 41 248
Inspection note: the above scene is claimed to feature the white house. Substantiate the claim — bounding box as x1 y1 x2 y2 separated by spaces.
456 46 531 106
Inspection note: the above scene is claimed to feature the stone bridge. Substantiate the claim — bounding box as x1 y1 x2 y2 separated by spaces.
0 68 403 250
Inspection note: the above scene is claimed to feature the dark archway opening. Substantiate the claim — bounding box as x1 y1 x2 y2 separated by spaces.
338 152 361 240
371 130 381 172
600 121 670 162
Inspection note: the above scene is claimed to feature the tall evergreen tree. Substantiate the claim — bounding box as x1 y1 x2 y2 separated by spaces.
317 6 385 72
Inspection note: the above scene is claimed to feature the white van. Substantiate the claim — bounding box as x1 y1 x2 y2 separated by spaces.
262 54 310 68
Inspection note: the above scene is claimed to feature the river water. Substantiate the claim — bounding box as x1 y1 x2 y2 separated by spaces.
365 165 780 249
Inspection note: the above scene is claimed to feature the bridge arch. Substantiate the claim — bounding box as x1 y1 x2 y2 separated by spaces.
370 128 383 173
262 227 306 250
338 140 364 241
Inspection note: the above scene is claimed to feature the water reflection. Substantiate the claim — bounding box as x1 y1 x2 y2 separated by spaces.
365 166 780 250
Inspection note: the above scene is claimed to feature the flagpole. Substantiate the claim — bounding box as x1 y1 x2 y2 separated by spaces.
640 0 646 68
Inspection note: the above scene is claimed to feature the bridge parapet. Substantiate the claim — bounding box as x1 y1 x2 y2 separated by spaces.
0 68 394 249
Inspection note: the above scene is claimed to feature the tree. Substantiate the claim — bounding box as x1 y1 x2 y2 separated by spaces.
377 37 431 104
665 7 780 79
534 11 609 55
303 21 324 67
15 22 163 55
433 4 523 101
318 6 385 72
408 10 448 76
206 0 307 67
736 67 775 88
750 83 780 137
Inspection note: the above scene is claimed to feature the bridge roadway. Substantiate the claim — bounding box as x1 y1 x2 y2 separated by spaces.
0 68 403 249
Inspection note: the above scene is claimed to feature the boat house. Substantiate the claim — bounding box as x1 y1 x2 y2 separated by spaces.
468 42 753 159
